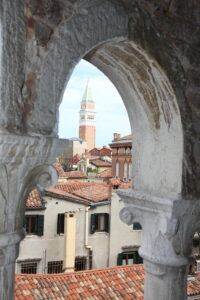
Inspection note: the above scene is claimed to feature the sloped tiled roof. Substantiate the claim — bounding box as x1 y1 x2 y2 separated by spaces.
55 181 91 193
26 189 43 209
53 159 66 177
90 158 111 167
64 171 87 178
53 159 87 178
72 183 111 202
187 274 200 297
119 182 132 189
46 188 91 204
47 182 111 203
108 178 122 186
15 265 144 300
15 265 200 300
98 168 112 178
68 154 81 165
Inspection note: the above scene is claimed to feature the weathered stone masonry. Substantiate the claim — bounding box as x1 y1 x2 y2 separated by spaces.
0 0 199 299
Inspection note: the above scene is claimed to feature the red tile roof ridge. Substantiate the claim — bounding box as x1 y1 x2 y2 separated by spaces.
46 188 90 203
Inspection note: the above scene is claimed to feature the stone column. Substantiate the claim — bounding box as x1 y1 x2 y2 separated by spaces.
118 189 200 300
0 133 67 300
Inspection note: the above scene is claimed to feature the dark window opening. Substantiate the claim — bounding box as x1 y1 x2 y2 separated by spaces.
75 257 87 271
133 222 142 230
57 213 64 234
117 251 143 265
48 261 63 274
21 262 37 274
25 215 44 236
90 213 109 234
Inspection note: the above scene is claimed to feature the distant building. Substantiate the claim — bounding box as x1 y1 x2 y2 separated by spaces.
109 133 132 182
59 138 87 169
89 146 111 157
16 182 142 275
79 79 96 150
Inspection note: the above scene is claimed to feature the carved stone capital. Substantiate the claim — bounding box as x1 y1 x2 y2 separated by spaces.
0 133 68 235
118 189 200 267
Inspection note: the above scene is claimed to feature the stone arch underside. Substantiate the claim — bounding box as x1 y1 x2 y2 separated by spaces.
84 40 183 195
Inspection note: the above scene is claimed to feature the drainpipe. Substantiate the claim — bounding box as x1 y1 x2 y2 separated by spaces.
85 206 93 269
63 211 76 273
107 184 112 267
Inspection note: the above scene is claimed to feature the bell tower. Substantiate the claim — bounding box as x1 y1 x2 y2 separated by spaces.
79 79 96 150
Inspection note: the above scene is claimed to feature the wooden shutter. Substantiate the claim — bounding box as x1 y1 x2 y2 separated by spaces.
57 214 64 234
90 214 97 234
117 252 123 265
136 251 143 264
37 215 44 236
105 213 109 233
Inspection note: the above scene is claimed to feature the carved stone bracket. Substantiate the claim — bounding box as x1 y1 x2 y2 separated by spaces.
118 189 200 267
0 133 68 300
0 133 68 236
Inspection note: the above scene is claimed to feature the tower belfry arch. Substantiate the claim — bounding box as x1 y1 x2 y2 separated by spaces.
0 1 199 299
79 79 96 150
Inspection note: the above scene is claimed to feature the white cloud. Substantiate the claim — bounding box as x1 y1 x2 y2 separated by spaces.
59 59 131 147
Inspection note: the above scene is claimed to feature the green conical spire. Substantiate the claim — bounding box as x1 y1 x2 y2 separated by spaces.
82 78 94 102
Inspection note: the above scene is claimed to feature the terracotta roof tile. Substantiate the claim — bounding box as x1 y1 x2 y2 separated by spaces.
71 183 111 202
90 159 111 167
53 159 87 178
15 265 144 299
64 171 87 178
68 154 81 165
26 190 43 209
47 182 111 203
108 178 121 186
15 265 200 299
119 182 132 189
53 159 66 177
46 188 91 204
97 168 112 178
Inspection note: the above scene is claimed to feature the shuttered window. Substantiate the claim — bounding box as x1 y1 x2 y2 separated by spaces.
90 213 109 234
25 215 44 236
117 251 143 265
57 214 64 234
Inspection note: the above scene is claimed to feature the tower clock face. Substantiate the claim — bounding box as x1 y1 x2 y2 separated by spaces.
82 104 86 109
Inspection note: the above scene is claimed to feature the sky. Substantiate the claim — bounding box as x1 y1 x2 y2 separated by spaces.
58 59 131 147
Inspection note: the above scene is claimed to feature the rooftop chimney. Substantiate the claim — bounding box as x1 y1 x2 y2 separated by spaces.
63 212 76 273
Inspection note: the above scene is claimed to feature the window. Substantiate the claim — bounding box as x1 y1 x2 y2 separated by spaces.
116 161 119 177
25 215 44 236
133 222 142 230
75 257 87 271
117 251 143 265
90 213 109 234
87 115 94 119
57 214 64 234
128 163 132 180
124 162 128 179
21 262 37 274
48 261 63 274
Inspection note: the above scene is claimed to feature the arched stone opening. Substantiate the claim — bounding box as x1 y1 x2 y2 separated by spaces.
84 39 183 196
0 1 198 299
22 0 183 196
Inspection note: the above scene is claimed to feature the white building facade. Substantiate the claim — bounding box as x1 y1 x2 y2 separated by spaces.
16 189 142 274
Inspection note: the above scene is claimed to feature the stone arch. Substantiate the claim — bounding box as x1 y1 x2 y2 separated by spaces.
23 0 183 196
